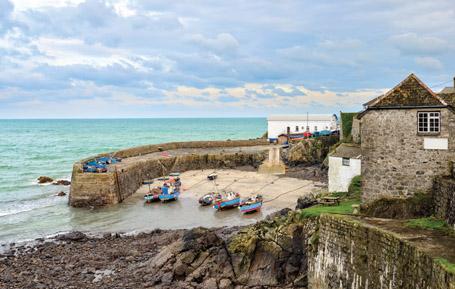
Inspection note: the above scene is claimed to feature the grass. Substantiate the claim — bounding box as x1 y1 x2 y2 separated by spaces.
435 258 455 274
301 199 359 217
301 175 362 217
406 217 452 232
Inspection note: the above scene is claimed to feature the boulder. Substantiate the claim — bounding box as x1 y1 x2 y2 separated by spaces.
53 180 71 186
56 191 67 197
37 176 53 184
295 195 317 210
56 231 87 242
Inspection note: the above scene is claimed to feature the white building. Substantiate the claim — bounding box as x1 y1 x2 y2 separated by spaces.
267 114 338 141
328 144 361 192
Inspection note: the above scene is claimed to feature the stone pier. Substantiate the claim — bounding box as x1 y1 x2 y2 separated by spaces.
69 139 270 207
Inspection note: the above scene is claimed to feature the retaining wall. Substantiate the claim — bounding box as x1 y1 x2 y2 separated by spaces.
309 214 455 289
69 139 268 207
433 176 455 228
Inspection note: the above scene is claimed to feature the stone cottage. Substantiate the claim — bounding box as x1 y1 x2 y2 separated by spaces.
358 74 455 203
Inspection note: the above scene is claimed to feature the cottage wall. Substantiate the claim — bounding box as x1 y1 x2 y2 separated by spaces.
328 156 361 192
360 108 455 202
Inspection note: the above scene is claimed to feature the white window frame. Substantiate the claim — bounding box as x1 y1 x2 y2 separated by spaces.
418 112 440 134
342 158 350 166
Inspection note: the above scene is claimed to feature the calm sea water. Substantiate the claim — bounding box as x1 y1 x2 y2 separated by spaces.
0 118 266 244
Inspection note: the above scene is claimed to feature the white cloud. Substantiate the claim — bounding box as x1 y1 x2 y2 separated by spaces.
415 56 443 71
188 33 239 54
10 0 84 11
390 33 449 55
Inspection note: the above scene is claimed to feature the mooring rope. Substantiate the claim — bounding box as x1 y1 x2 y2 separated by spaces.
263 183 311 204
253 177 280 194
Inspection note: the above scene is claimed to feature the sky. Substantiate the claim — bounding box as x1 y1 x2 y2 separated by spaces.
0 0 454 118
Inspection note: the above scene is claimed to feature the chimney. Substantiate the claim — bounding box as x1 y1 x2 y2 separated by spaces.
453 76 455 88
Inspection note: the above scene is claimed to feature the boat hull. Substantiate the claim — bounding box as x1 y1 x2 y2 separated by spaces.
144 194 160 203
213 197 240 210
239 202 262 214
159 192 180 202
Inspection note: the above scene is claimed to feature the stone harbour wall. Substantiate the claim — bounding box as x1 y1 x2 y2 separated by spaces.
433 176 455 227
360 108 455 203
309 214 455 289
69 139 268 207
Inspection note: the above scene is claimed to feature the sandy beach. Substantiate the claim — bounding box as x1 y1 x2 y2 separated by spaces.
134 168 326 212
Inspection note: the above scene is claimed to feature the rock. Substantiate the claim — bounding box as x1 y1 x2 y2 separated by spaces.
37 176 53 184
202 278 218 289
295 195 317 210
219 278 233 289
56 191 67 197
53 180 71 186
266 208 292 220
56 231 87 242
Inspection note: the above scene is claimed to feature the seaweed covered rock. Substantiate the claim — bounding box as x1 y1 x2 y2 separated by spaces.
37 176 53 184
285 136 338 166
360 192 433 219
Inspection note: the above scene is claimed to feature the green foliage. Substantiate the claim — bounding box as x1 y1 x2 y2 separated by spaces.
348 175 362 199
340 112 358 142
300 200 360 217
406 217 451 232
435 258 455 273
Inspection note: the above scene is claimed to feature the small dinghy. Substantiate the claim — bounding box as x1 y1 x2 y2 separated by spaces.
213 191 241 210
239 195 263 214
207 173 217 181
199 192 219 206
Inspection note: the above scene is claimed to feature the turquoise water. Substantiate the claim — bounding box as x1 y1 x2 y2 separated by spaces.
0 118 266 243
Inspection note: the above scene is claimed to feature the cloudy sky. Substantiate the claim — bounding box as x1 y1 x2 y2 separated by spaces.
0 0 454 118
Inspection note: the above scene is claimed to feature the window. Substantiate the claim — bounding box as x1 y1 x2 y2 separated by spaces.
342 158 350 166
314 126 318 131
306 126 310 131
418 112 440 133
295 126 299 132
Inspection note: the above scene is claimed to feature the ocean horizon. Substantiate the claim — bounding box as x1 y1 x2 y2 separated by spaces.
0 118 266 243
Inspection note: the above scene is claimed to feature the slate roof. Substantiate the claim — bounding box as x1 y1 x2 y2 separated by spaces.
358 74 452 119
330 143 361 159
367 74 447 108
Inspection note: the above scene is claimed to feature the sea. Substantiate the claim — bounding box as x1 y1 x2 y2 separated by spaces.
0 118 266 244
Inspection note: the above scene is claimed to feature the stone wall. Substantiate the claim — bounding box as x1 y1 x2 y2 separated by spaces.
70 139 268 207
308 214 455 289
360 108 455 203
433 176 455 227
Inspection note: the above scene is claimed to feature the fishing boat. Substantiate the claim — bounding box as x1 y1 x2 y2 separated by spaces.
239 195 263 214
198 192 220 206
144 186 161 203
213 191 241 210
207 173 217 181
159 185 180 202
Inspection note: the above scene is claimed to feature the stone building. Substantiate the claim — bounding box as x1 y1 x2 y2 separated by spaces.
358 74 455 203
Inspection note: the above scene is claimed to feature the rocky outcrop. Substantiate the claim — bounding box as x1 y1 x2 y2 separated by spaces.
284 136 338 166
37 176 53 184
53 180 71 186
2 212 454 289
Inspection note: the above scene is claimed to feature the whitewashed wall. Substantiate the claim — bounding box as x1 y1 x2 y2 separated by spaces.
268 120 335 139
328 156 361 192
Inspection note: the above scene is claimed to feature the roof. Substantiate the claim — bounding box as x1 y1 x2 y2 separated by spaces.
358 74 451 119
441 87 455 94
330 143 361 159
268 114 335 121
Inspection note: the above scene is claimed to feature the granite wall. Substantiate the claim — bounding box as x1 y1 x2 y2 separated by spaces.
309 214 455 289
360 108 455 203
433 176 455 228
69 139 268 207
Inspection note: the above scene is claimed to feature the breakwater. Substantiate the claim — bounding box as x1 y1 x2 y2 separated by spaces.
70 139 270 207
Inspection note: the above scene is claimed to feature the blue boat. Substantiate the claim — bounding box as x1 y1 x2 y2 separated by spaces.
159 192 180 202
239 195 263 214
213 192 241 210
319 130 332 136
